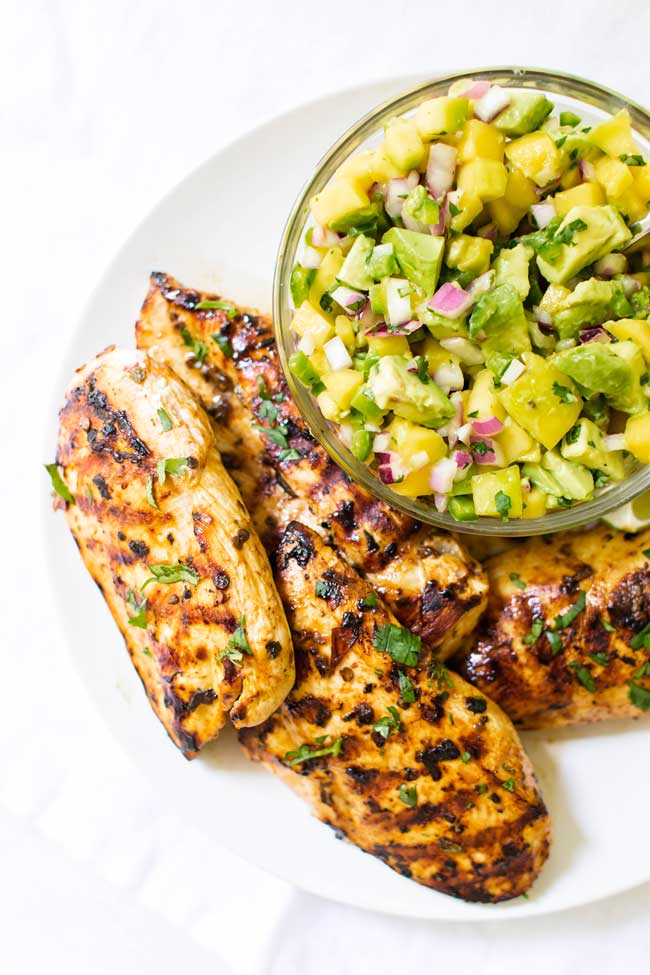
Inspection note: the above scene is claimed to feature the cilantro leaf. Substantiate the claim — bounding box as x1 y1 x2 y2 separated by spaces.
554 590 587 629
552 381 578 404
630 621 650 649
219 615 252 663
495 490 511 522
398 670 416 704
590 651 611 666
523 618 544 644
429 660 453 690
601 617 616 633
569 661 596 692
125 589 148 629
545 630 564 655
45 463 74 504
145 474 158 509
211 333 233 358
502 777 516 793
157 407 173 431
509 573 526 590
373 624 421 667
181 327 208 365
629 682 650 710
196 299 237 318
141 562 200 589
373 706 402 741
361 592 379 609
284 736 343 766
620 153 646 166
157 456 192 485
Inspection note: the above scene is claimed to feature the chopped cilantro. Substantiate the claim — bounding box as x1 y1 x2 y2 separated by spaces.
429 659 453 690
157 407 173 431
502 777 515 792
523 617 544 644
361 592 379 609
45 463 74 504
219 615 252 663
569 661 596 692
125 589 148 629
629 682 650 710
373 624 421 667
415 355 431 384
373 705 402 741
545 630 564 655
398 783 417 807
145 474 158 509
643 549 650 560
590 651 611 667
552 381 578 404
398 670 416 705
629 621 650 650
554 590 587 629
461 751 471 763
601 617 616 633
181 326 208 365
314 580 331 598
509 573 526 590
157 456 191 485
495 491 511 522
211 333 233 358
278 447 301 462
560 111 581 127
620 153 646 166
141 562 200 589
195 298 237 318
285 736 343 766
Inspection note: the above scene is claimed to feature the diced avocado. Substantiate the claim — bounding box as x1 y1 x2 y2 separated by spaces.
383 116 425 170
309 248 344 307
351 429 373 462
365 355 454 426
499 352 582 450
521 461 563 496
330 202 388 238
290 264 316 307
336 234 374 291
448 496 478 521
472 466 524 519
552 278 616 339
553 341 646 414
445 235 494 275
420 306 471 340
383 227 445 296
311 180 370 228
536 205 632 285
350 388 384 424
415 96 469 138
369 280 387 315
542 449 594 500
367 242 399 280
492 243 533 300
468 284 531 358
450 471 476 496
494 91 554 136
606 318 650 365
561 418 625 480
582 393 611 430
402 185 440 228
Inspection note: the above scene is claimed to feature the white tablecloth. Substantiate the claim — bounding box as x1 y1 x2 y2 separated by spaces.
4 0 650 971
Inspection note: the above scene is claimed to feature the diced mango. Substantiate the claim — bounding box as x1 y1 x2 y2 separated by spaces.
457 120 505 163
335 315 356 352
633 164 650 201
384 116 426 171
504 168 538 208
553 181 606 217
457 158 508 202
309 248 344 306
311 180 370 228
499 352 582 450
467 368 505 421
606 319 650 365
496 415 537 464
488 198 523 235
391 466 435 497
317 390 340 421
322 369 364 411
415 96 469 138
594 156 634 199
292 301 334 346
560 166 581 190
472 466 524 518
422 335 461 374
367 335 411 357
505 132 562 187
336 149 403 191
613 186 649 222
445 234 493 275
309 349 329 376
625 412 650 463
448 190 483 232
588 109 638 158
387 416 446 464
522 486 548 518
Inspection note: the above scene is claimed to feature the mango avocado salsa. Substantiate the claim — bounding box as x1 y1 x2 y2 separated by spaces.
289 79 650 522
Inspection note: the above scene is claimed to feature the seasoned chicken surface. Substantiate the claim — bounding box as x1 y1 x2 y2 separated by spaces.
239 522 550 902
55 346 294 756
452 526 650 728
136 273 488 657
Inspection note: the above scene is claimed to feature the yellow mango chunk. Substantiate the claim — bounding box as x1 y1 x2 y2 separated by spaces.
613 186 649 222
625 413 650 463
292 301 334 346
606 319 650 365
321 369 363 411
311 180 369 228
388 417 446 464
367 335 411 357
457 158 508 202
499 353 582 450
594 156 634 199
472 466 524 518
445 234 494 275
588 109 638 157
522 486 548 518
505 132 562 187
391 466 435 497
467 368 506 421
336 149 403 191
553 181 605 217
504 168 538 208
457 120 505 163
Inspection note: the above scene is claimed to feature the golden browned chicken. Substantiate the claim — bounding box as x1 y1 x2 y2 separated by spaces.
53 346 294 756
136 273 488 657
452 526 650 728
239 522 551 902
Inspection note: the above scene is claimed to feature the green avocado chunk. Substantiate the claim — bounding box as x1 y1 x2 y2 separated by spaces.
494 91 554 136
542 449 594 500
402 185 441 228
536 205 632 285
336 234 374 291
365 355 454 426
468 284 531 359
553 340 646 414
383 227 445 296
561 418 625 480
492 243 533 300
552 278 616 339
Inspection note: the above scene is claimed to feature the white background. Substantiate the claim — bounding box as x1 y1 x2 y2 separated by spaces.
3 1 650 972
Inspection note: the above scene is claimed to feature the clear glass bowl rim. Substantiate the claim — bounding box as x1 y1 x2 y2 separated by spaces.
273 66 650 536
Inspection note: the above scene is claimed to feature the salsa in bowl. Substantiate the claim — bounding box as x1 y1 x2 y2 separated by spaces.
274 68 650 534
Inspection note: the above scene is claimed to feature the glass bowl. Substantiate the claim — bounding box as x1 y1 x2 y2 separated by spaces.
274 67 650 536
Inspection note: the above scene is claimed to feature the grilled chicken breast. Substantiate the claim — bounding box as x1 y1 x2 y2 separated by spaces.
54 346 294 756
240 522 550 902
452 526 650 728
136 273 488 657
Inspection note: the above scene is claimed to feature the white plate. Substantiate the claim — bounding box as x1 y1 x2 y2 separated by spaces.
45 78 650 920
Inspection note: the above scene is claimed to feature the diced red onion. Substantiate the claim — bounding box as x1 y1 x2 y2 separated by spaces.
323 335 353 370
536 179 560 198
385 175 417 219
298 333 315 355
579 325 611 344
458 80 491 101
446 391 465 447
385 278 412 326
594 253 627 277
338 422 353 447
474 86 511 123
603 433 626 452
434 361 465 393
312 223 340 248
302 245 323 269
620 274 641 297
500 358 526 385
470 435 504 466
530 202 556 230
358 302 379 331
430 457 457 493
579 159 596 182
429 195 448 236
331 286 366 314
456 422 473 445
440 336 484 365
426 144 457 199
476 222 497 241
453 449 473 470
428 282 474 319
377 452 409 485
373 433 391 453
434 493 448 513
472 416 504 436
532 306 554 326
